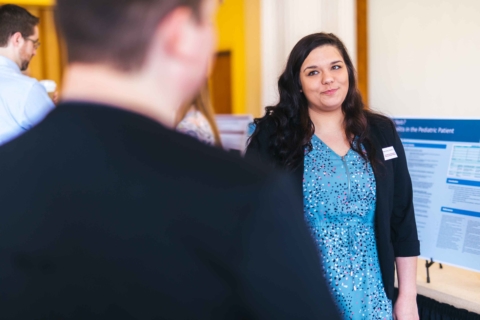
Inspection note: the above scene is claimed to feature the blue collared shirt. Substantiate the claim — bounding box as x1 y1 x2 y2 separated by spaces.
0 55 55 145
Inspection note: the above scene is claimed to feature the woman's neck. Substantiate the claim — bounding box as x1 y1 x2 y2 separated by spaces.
308 107 345 135
308 107 351 156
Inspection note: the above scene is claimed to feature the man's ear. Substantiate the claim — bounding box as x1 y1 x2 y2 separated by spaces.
154 6 199 61
9 32 24 48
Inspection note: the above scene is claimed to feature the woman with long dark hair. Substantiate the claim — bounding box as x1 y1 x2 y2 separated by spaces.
246 33 419 319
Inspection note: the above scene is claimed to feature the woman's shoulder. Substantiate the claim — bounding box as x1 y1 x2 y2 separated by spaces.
256 114 276 128
366 112 393 127
246 114 278 158
366 112 395 133
365 111 399 145
251 114 277 138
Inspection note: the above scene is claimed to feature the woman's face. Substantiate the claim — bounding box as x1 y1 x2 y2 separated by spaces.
299 45 349 114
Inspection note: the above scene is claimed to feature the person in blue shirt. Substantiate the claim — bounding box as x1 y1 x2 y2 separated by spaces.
0 4 54 145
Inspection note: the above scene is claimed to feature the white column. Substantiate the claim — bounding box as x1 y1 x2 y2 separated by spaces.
260 0 284 109
337 0 357 67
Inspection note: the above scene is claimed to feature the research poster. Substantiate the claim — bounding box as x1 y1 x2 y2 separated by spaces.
394 118 480 272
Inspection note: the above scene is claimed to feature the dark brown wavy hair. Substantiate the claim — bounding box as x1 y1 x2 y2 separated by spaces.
249 32 377 170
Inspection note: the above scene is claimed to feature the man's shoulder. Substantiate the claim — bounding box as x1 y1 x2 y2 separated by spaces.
0 69 48 102
5 101 276 189
0 68 39 87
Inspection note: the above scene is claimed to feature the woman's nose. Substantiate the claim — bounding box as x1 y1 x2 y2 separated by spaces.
322 72 334 84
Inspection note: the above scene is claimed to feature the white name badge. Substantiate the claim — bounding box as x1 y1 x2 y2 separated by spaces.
382 146 398 161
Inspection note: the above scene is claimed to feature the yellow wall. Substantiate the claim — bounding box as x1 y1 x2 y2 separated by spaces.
1 0 54 5
215 0 260 116
215 0 245 115
244 0 261 117
3 0 262 112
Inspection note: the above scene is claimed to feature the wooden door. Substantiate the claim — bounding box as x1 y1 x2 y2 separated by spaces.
210 51 232 114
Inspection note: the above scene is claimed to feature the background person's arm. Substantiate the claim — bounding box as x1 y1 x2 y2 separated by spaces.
21 82 55 130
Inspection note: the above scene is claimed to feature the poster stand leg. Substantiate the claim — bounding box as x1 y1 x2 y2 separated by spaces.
425 258 442 283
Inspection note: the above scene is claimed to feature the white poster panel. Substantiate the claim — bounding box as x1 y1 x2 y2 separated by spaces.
394 118 480 272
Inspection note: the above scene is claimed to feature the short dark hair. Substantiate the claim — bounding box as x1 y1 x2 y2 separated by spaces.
55 0 203 71
0 4 39 47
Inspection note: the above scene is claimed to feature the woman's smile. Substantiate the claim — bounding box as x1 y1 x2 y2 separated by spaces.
321 88 339 95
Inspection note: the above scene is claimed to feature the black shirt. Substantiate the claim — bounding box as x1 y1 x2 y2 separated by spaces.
0 102 339 319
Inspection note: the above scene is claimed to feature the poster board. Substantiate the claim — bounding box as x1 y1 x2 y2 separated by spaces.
215 114 253 154
394 118 480 272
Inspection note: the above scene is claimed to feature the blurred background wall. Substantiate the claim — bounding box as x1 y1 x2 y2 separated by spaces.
3 0 360 119
5 0 480 119
369 0 480 118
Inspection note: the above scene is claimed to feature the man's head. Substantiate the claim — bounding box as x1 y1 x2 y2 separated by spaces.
56 0 218 124
56 0 217 101
0 4 40 71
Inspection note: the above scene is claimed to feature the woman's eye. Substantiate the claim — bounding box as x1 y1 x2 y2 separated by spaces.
332 65 341 70
308 70 319 76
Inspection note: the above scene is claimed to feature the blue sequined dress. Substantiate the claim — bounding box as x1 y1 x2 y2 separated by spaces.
303 135 393 320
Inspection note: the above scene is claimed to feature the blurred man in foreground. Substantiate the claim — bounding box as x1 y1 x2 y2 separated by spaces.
0 4 54 145
0 0 339 319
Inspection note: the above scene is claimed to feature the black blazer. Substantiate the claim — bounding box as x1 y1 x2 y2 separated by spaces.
246 113 420 300
0 102 340 319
